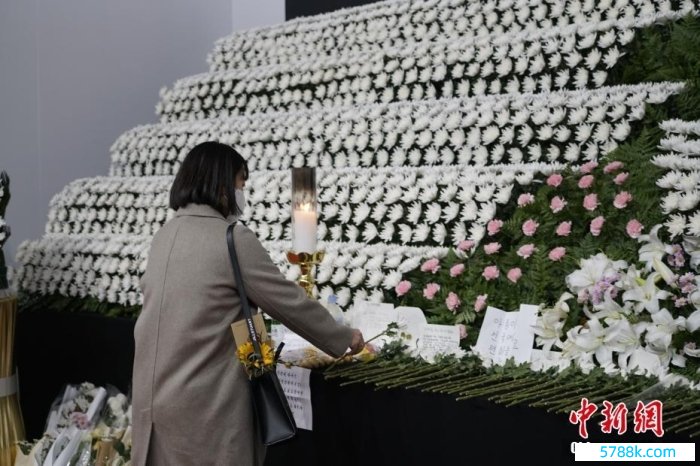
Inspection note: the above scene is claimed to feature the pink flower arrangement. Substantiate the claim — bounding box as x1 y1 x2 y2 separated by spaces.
550 196 567 213
613 172 629 185
517 193 535 206
580 161 598 174
613 191 633 209
626 219 644 238
604 161 624 174
522 219 539 236
548 247 567 261
590 216 605 236
546 173 563 187
420 258 440 273
583 193 599 211
423 283 440 300
446 292 461 312
517 243 537 259
555 221 572 236
484 242 502 255
507 267 522 283
578 175 595 189
487 219 503 236
457 240 475 251
482 265 499 280
474 294 488 312
395 280 412 296
450 264 465 277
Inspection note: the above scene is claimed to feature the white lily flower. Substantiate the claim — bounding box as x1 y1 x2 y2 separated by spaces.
638 225 674 270
644 308 686 355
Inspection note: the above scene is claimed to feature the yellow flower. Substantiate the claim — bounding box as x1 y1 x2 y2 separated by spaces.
237 338 277 375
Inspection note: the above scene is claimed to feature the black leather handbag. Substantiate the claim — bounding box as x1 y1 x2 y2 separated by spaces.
226 223 297 445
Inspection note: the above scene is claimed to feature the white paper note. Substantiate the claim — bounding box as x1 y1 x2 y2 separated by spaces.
512 304 539 364
276 365 313 430
474 306 518 365
395 306 428 351
417 324 461 362
474 305 538 365
349 301 398 347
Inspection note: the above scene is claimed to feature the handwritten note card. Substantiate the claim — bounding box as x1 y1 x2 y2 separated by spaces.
474 304 538 365
418 324 461 362
348 301 398 347
276 365 313 430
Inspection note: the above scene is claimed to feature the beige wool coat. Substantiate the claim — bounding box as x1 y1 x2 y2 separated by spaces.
131 203 354 466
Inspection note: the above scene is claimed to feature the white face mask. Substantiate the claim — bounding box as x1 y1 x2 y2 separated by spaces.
235 189 247 217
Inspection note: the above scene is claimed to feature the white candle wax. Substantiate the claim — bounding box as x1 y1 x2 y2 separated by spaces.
292 209 317 253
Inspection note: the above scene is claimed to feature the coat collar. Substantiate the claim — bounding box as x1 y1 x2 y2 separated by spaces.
174 203 237 222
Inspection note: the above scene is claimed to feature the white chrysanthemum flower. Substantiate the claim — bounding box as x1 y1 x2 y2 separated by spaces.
555 69 570 89
679 191 700 211
412 223 430 242
399 224 412 244
665 214 688 238
661 192 681 213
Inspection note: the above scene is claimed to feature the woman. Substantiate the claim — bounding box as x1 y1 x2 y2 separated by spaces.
131 141 364 465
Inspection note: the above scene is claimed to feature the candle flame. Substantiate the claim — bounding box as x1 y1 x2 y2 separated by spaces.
298 202 314 212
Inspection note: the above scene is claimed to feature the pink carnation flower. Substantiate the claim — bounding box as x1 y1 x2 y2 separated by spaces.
580 161 598 174
613 172 629 185
482 265 499 281
450 264 465 277
604 161 624 174
522 219 539 236
395 280 412 296
548 247 566 261
446 292 461 313
626 219 644 238
507 267 522 283
590 216 605 236
583 193 599 211
556 221 572 236
423 283 440 300
613 191 633 209
420 258 440 273
474 294 488 312
517 193 535 206
517 243 537 259
550 196 567 213
484 242 502 255
578 175 595 189
487 219 503 236
546 173 563 187
457 240 475 251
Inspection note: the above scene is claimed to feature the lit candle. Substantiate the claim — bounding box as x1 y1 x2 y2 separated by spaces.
293 202 317 253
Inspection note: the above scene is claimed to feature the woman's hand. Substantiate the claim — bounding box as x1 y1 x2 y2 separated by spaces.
348 328 365 355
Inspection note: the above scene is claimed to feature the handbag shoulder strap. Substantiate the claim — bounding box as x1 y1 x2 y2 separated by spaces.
226 223 263 356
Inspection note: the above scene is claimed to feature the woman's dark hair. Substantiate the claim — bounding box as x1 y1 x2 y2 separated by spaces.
169 141 248 217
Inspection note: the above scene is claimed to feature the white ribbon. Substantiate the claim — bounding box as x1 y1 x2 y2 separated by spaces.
0 372 18 397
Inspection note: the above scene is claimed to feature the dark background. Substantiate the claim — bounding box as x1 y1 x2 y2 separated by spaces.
286 0 382 20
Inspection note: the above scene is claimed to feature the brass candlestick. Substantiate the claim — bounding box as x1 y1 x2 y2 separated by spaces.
286 250 324 298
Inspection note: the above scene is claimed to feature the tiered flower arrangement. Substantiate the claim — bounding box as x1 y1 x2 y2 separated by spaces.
212 0 681 70
158 7 693 122
112 83 679 177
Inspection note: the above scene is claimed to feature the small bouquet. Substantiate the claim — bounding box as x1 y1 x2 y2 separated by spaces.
232 313 283 378
236 337 282 378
